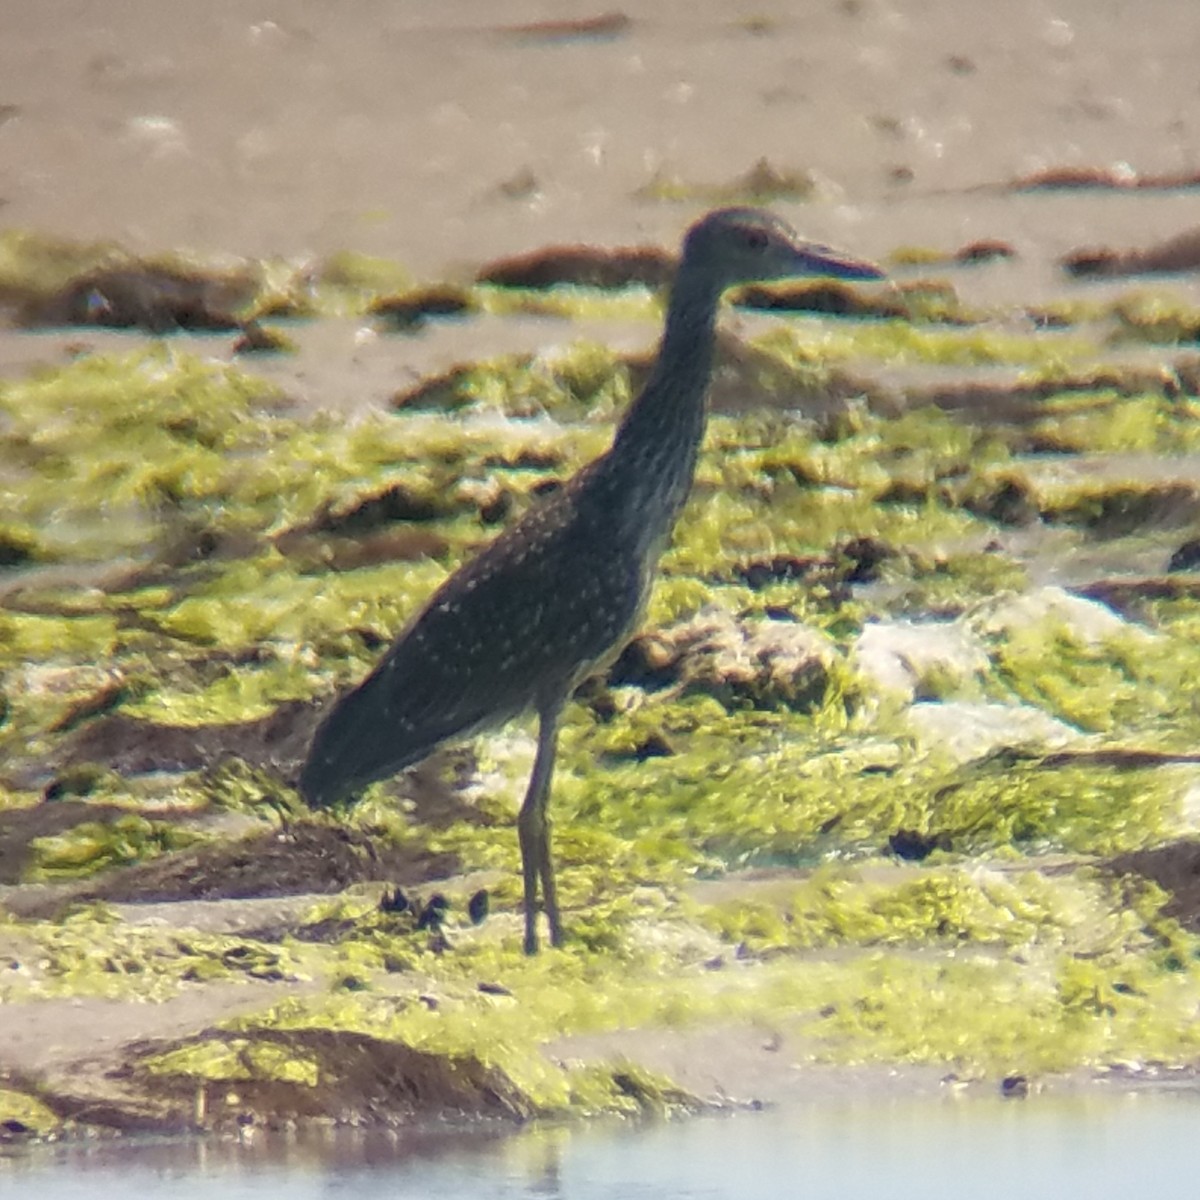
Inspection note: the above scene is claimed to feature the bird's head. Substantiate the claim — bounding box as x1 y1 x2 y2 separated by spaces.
680 206 884 291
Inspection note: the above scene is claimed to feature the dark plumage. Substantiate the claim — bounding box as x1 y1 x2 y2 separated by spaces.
300 207 883 953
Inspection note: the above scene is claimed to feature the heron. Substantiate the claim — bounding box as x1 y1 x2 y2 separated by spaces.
299 207 883 953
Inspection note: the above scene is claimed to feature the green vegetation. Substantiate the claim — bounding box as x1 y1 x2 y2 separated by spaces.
4 251 1200 1136
0 1087 60 1136
28 814 206 880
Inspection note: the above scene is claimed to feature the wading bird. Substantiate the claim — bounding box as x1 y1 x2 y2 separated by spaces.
300 207 883 953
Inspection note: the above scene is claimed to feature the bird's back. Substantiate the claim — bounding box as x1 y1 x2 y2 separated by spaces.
300 458 653 807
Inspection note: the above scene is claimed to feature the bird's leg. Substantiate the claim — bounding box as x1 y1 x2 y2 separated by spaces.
517 701 564 955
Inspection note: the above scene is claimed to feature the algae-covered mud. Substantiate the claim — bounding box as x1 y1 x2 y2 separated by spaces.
4 0 1200 1148
5 271 1200 1137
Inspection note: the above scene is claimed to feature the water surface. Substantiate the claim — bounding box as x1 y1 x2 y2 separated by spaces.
7 1091 1199 1200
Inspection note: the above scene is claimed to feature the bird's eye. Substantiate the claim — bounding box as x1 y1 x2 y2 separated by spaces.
745 229 768 251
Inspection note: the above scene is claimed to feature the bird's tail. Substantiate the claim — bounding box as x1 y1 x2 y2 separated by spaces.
298 669 423 810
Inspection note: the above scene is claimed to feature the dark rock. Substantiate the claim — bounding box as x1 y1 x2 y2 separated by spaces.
603 730 675 764
479 491 513 525
1104 838 1200 933
734 554 826 590
311 481 456 532
1168 538 1200 573
838 536 895 584
734 538 894 592
379 886 410 914
962 478 1039 527
887 829 952 861
232 321 295 354
468 889 490 925
415 893 450 931
0 527 38 567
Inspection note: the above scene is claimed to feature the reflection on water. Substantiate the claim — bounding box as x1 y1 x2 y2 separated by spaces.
5 1091 1200 1200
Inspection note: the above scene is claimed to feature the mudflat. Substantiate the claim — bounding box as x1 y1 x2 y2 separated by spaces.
3 0 1200 1139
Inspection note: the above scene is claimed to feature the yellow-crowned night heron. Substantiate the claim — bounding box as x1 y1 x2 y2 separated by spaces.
300 207 883 953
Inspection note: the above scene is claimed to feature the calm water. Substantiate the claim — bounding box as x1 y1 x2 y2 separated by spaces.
4 1092 1199 1200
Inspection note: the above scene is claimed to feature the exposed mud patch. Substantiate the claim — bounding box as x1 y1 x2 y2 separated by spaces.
275 527 450 573
6 819 459 914
50 700 320 781
19 1027 534 1134
0 800 130 885
1104 839 1200 933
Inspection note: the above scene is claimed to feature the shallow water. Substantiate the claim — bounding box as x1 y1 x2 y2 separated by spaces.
7 1091 1200 1200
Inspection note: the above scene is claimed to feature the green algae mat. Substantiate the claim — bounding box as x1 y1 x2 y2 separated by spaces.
3 247 1200 1136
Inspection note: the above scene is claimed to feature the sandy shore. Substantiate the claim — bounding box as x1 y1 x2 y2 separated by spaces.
3 0 1198 415
3 0 1199 287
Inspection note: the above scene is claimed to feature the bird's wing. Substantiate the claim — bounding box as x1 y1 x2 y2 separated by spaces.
301 487 645 805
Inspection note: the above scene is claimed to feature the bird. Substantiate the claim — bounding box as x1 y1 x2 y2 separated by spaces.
299 207 884 954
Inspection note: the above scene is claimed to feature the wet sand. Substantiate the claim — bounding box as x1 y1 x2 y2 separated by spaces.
3 0 1199 416
2 0 1199 293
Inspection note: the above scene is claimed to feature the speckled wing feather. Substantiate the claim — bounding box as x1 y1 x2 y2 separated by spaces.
300 472 645 805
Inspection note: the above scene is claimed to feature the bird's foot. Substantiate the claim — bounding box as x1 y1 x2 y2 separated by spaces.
523 911 565 955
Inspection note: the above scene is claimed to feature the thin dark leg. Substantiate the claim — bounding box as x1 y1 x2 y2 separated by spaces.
517 701 563 955
540 824 564 950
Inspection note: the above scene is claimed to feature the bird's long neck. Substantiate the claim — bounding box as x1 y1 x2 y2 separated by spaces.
608 265 722 492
